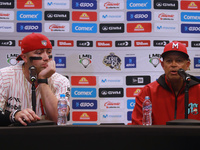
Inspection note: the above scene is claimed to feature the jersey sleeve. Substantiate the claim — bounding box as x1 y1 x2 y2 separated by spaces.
51 74 71 107
0 71 8 112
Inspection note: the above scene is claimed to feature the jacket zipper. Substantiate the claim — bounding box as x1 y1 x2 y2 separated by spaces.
174 95 177 119
174 90 182 119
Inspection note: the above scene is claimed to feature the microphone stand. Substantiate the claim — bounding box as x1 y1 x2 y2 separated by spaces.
166 75 200 125
31 81 36 113
184 79 189 119
13 75 55 126
24 80 55 126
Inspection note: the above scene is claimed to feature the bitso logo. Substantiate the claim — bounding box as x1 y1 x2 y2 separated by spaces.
149 54 161 67
103 52 121 70
79 54 92 68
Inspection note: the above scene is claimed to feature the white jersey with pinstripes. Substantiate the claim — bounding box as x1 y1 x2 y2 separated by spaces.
0 64 70 118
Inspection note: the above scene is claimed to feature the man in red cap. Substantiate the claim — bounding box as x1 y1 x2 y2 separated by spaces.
132 41 200 125
0 33 70 126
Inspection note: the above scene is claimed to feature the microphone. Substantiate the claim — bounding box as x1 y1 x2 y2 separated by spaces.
29 66 37 82
178 68 191 82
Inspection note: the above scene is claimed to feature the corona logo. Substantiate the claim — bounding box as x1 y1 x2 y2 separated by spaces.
134 24 144 31
188 2 198 9
79 77 89 84
24 0 35 7
80 113 90 120
134 89 141 96
79 13 90 20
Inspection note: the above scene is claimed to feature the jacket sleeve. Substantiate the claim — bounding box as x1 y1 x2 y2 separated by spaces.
132 95 144 125
0 110 11 126
0 69 12 126
132 85 151 125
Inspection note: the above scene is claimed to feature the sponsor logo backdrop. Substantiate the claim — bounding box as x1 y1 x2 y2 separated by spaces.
0 0 200 125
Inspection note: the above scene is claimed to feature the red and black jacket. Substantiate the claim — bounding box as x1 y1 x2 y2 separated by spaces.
132 74 200 125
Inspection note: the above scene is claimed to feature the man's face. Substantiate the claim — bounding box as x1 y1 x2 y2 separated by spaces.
24 48 52 73
161 52 190 82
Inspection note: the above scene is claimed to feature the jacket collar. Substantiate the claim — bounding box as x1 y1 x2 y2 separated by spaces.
157 74 199 93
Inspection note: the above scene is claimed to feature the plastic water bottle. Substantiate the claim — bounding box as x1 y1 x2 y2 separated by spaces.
142 96 152 125
57 94 68 125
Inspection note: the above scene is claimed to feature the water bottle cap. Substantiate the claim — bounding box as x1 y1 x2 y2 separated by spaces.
60 94 65 98
145 96 150 99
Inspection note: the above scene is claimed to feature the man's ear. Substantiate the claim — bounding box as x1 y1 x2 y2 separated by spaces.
20 54 28 63
186 60 191 71
161 61 164 69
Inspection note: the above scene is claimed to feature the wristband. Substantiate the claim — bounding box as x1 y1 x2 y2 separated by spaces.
38 79 48 84
11 110 20 123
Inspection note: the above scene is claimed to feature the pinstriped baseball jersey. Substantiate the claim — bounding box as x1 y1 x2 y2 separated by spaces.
0 65 70 118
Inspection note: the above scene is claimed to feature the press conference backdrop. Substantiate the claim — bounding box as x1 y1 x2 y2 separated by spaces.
0 0 200 125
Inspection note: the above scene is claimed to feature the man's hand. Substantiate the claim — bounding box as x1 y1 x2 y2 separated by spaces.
38 60 56 79
14 108 40 126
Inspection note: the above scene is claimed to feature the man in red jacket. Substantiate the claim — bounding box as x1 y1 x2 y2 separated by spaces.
132 41 200 125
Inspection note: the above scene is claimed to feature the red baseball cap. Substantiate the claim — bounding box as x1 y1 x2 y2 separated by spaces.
16 33 52 61
161 41 189 59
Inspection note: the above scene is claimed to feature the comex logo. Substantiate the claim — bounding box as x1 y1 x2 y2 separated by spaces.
75 25 94 31
74 90 93 96
19 14 38 19
129 2 148 7
72 88 96 98
72 23 97 33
